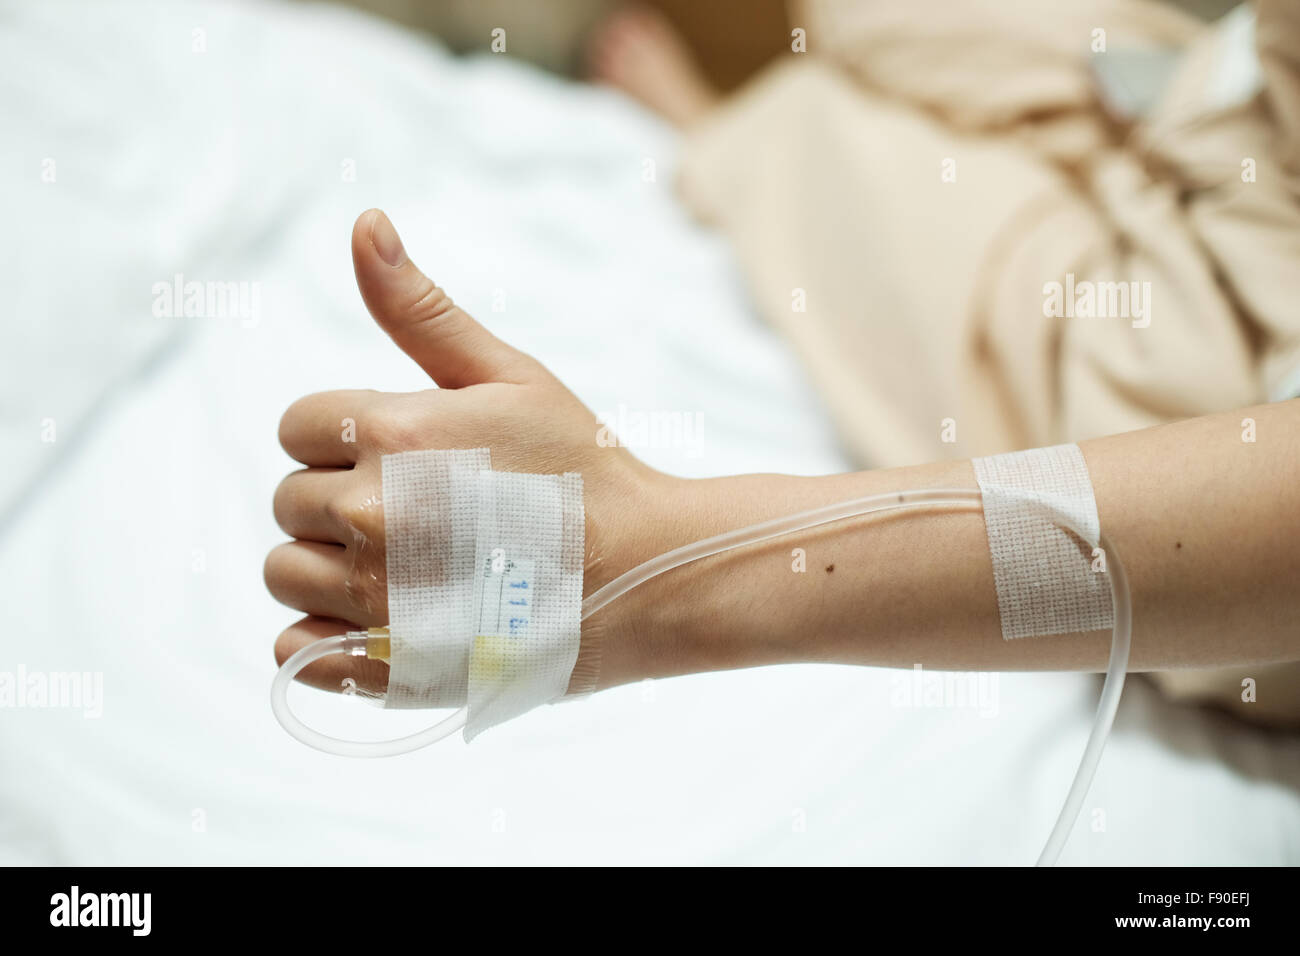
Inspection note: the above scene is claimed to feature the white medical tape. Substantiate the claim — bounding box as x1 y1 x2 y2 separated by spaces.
466 470 585 741
971 443 1114 640
382 448 488 708
380 448 585 740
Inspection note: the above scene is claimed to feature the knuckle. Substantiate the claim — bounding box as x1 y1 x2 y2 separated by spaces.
405 277 457 325
323 493 362 533
362 404 427 453
362 418 406 452
325 490 382 544
349 496 385 545
343 560 387 617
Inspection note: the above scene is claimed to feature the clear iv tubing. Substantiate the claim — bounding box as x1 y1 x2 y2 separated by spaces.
271 487 1131 865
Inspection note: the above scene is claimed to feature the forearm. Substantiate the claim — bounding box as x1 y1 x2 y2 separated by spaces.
590 401 1300 689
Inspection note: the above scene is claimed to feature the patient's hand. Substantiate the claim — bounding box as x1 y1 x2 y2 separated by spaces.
265 209 679 696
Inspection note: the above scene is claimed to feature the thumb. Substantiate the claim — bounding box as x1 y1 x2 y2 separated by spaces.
352 209 539 388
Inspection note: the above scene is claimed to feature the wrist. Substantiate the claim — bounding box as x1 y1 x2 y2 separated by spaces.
579 471 803 691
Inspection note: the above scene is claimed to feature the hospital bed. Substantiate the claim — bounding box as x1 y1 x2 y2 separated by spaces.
1 0 1296 865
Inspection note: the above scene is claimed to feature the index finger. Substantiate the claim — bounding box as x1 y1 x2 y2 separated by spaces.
278 389 381 466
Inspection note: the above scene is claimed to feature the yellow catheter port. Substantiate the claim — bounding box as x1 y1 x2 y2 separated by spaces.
365 627 391 663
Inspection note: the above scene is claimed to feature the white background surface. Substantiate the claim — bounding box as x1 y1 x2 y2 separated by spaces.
1 0 1296 865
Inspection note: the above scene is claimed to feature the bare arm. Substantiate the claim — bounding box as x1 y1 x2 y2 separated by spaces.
591 401 1300 688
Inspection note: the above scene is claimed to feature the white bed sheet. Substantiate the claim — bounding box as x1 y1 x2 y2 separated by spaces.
1 0 1296 865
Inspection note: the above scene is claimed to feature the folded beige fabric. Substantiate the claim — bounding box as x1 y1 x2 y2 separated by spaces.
681 0 1299 466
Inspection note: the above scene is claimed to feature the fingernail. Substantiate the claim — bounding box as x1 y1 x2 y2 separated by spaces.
370 210 406 267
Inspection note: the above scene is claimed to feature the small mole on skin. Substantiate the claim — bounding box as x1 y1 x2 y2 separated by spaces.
1176 541 1182 550
897 494 905 503
825 564 835 573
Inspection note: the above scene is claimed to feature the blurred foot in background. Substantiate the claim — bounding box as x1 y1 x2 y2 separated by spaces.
587 5 718 127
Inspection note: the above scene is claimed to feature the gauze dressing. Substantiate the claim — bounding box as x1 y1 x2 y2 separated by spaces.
972 444 1114 640
382 449 584 737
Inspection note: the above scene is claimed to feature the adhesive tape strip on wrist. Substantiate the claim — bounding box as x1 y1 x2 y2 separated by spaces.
971 443 1113 640
380 448 585 741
